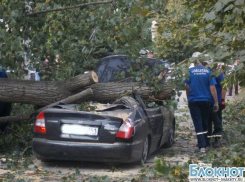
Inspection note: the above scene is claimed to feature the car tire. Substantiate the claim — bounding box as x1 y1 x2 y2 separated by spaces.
164 125 175 148
140 136 149 165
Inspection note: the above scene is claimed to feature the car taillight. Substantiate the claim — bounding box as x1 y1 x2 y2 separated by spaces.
116 118 134 139
34 112 46 133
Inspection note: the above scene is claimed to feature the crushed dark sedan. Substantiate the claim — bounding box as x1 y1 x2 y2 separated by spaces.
32 55 175 164
32 93 175 163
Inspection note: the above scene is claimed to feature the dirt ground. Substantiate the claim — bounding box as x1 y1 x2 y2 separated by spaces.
0 89 242 181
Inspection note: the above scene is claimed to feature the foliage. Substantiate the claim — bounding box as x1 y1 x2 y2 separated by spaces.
154 0 245 87
139 157 189 181
0 0 169 81
0 121 33 170
76 102 97 112
0 104 34 170
154 0 198 64
199 98 245 167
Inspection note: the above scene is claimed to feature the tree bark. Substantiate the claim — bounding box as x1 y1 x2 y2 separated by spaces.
0 115 30 124
35 88 93 113
87 82 173 102
62 71 98 92
0 70 172 106
0 81 174 123
0 71 97 106
0 89 93 123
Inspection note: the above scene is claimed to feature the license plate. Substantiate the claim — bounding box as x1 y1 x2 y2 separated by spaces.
61 124 98 136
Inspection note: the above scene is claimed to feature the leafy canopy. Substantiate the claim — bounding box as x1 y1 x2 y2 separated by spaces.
0 0 168 79
155 0 245 87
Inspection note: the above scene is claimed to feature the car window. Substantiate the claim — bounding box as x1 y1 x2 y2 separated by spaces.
96 56 131 82
95 55 166 83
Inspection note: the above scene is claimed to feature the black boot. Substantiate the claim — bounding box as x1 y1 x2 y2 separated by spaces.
213 138 221 148
206 138 211 147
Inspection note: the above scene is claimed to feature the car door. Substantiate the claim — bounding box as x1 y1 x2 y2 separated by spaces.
133 92 163 149
159 106 173 146
144 107 163 141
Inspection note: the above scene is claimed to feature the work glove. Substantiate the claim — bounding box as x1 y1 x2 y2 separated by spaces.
219 99 225 110
213 102 219 112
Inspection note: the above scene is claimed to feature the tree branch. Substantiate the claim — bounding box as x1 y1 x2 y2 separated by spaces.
26 1 114 16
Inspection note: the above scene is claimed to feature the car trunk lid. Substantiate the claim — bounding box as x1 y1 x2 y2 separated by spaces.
40 107 133 143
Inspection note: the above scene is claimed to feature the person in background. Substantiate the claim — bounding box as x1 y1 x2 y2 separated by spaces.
185 52 219 153
206 63 226 148
40 55 52 80
147 51 154 58
0 66 12 133
54 54 61 70
228 59 240 96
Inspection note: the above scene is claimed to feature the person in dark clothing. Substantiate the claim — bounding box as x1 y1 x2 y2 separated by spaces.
185 52 219 153
0 66 12 132
207 70 226 148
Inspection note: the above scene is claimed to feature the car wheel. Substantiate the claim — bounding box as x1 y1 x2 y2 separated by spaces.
141 137 149 165
164 127 175 148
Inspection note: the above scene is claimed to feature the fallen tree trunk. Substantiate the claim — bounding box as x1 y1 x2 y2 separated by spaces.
0 88 94 123
86 82 173 102
0 81 174 123
61 71 98 92
0 115 30 124
0 71 98 106
35 88 93 114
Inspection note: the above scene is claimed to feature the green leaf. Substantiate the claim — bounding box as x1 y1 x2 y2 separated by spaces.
224 4 234 12
223 66 232 71
141 9 150 17
0 29 5 39
240 56 245 62
235 63 244 70
214 2 223 12
220 52 231 60
239 50 245 56
225 159 230 164
233 8 242 15
205 11 216 21
217 152 222 157
136 77 141 82
195 10 202 16
10 10 19 18
57 32 63 36
132 6 141 16
222 0 235 5
234 0 244 5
